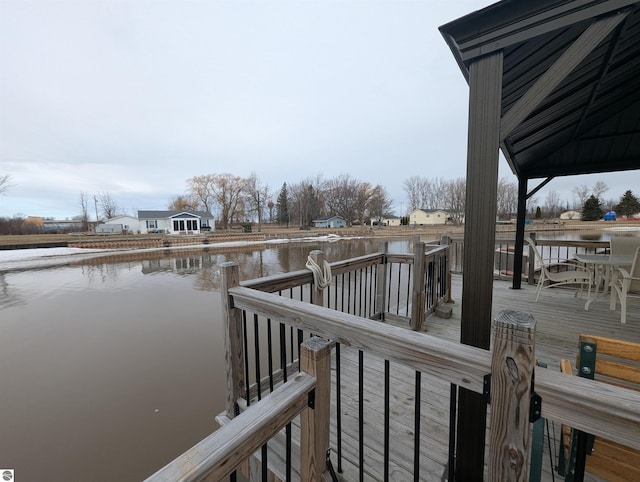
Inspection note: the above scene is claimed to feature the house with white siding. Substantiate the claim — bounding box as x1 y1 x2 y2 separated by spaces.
312 216 347 228
97 211 215 234
409 209 451 226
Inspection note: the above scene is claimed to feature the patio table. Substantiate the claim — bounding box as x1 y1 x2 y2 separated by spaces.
573 253 634 310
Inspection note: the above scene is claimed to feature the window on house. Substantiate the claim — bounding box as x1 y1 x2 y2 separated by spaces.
146 220 157 229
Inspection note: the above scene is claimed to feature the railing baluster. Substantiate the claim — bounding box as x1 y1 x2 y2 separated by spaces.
253 314 261 401
243 311 250 406
336 342 343 473
414 370 421 482
449 383 457 482
359 349 364 482
384 359 390 482
267 318 273 392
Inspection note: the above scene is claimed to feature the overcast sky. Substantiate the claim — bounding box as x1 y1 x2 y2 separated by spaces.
1 0 637 220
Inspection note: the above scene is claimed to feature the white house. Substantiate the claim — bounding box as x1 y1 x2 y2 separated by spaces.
409 209 451 226
381 216 402 227
560 210 582 220
97 211 215 234
312 216 347 228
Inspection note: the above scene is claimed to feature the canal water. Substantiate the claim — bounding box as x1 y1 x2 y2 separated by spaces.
0 237 411 482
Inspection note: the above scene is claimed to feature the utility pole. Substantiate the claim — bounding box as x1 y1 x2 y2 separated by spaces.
94 195 99 222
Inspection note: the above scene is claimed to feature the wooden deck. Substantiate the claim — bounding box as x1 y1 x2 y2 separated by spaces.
329 274 640 481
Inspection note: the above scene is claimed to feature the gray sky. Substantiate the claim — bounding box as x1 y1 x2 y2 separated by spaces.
1 0 637 220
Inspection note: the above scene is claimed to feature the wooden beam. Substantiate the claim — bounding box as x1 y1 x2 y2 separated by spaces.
500 11 628 141
512 177 528 289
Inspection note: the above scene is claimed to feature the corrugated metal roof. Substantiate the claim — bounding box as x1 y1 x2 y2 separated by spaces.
440 0 640 181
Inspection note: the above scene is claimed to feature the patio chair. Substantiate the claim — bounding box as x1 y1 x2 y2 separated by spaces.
525 238 592 301
609 246 640 324
558 334 640 482
610 235 640 256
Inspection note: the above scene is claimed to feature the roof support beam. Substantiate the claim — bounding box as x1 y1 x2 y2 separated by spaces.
527 177 555 199
500 11 628 141
457 49 503 482
457 0 636 62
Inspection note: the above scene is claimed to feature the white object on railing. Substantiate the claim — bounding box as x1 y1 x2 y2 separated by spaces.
306 255 332 289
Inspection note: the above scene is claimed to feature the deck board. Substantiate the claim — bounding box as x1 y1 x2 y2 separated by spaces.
327 274 640 481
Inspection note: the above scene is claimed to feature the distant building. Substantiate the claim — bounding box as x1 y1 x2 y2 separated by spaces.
381 216 402 227
560 210 582 220
97 211 215 234
312 216 347 228
409 209 451 226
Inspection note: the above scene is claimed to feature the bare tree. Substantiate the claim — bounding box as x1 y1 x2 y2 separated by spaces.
211 173 246 229
592 181 609 200
98 191 119 219
443 177 466 225
403 176 425 211
168 194 199 211
187 174 217 213
244 172 270 232
496 177 518 220
544 189 562 218
572 184 590 209
325 174 363 225
366 185 393 223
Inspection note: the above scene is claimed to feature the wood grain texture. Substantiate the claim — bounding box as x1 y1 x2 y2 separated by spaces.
488 309 536 482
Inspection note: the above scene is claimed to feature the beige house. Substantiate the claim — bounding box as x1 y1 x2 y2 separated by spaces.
409 209 451 226
560 210 582 220
381 216 402 227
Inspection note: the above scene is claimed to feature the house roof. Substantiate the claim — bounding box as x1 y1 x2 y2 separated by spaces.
439 0 640 181
137 210 214 220
312 216 345 222
413 208 449 214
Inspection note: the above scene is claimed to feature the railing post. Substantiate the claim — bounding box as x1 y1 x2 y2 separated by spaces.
221 262 245 418
488 309 536 482
300 336 333 481
375 241 389 320
309 250 326 307
441 235 454 303
527 233 537 285
411 241 426 332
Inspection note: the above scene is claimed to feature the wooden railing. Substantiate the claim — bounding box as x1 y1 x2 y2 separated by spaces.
221 284 640 480
144 337 333 482
448 233 611 279
151 239 640 481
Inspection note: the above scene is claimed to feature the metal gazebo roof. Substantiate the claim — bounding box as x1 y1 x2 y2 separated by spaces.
440 0 640 182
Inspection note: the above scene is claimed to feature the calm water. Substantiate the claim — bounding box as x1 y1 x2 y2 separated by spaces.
0 238 410 482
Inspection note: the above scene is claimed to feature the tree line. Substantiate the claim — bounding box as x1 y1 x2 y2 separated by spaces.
1 170 639 236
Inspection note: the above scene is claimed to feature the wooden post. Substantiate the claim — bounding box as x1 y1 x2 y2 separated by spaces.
221 262 245 418
309 250 326 307
488 309 536 482
512 177 528 289
527 233 537 285
441 235 454 303
411 241 426 332
300 337 333 481
375 241 389 320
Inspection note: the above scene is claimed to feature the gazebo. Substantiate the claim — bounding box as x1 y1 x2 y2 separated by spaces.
439 1 640 479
